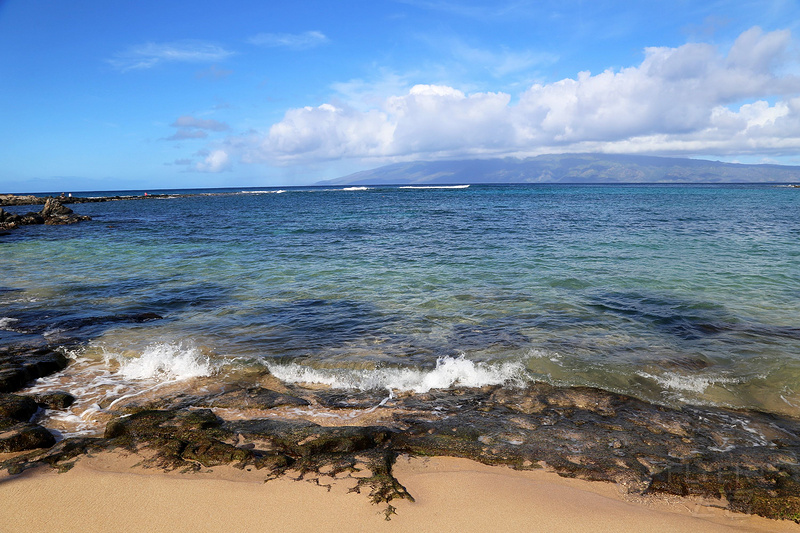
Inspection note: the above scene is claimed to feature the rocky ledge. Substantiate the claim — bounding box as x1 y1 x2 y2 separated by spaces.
0 193 178 207
3 371 800 522
0 198 91 231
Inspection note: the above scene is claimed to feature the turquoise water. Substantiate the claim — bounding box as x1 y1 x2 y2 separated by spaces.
3 184 800 426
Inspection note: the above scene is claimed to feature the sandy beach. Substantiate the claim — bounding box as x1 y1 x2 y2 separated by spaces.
1 453 797 533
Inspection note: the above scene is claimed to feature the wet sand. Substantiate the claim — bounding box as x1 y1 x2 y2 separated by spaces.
1 453 797 533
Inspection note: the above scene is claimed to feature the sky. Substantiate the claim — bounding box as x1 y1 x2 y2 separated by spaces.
1 0 800 192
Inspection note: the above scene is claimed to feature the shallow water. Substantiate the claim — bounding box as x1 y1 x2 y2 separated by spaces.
3 184 800 434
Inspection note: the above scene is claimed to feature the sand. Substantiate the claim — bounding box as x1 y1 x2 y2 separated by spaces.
0 453 798 533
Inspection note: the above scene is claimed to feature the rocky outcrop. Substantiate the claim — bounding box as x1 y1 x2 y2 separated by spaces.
0 199 90 231
0 346 69 393
0 193 179 207
0 394 56 452
4 381 800 522
0 195 43 206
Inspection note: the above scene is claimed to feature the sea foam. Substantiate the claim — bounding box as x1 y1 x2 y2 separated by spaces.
398 185 470 189
105 342 214 382
0 317 19 330
636 370 738 394
266 355 527 393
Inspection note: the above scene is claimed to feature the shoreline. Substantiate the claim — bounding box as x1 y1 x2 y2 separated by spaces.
1 452 797 533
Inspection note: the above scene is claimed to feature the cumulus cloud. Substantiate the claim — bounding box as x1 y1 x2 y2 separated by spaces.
248 31 329 50
196 149 231 172
109 40 234 71
236 27 800 165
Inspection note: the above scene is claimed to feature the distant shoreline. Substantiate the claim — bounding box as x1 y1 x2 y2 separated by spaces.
0 193 182 207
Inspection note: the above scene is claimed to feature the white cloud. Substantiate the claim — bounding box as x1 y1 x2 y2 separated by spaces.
196 149 231 172
110 41 234 71
248 31 329 50
234 27 800 165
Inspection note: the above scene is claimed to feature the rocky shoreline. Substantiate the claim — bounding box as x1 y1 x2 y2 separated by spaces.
0 197 91 232
0 193 175 207
2 322 800 523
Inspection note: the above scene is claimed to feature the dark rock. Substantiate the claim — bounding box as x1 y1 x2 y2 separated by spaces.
205 387 310 410
40 198 74 218
33 391 76 410
0 393 38 421
0 422 55 452
0 346 70 393
0 195 45 207
0 198 91 232
229 418 393 457
19 212 44 225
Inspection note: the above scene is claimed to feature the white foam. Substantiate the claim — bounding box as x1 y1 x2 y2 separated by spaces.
341 186 372 191
398 185 470 189
0 317 19 330
637 371 737 394
105 343 214 382
266 355 527 394
241 190 286 194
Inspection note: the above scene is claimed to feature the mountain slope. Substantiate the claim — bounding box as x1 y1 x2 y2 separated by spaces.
318 154 800 185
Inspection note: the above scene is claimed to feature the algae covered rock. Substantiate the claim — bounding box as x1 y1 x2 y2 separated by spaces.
0 347 69 393
0 422 56 452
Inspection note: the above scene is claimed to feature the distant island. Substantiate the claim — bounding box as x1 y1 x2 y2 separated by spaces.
318 154 800 186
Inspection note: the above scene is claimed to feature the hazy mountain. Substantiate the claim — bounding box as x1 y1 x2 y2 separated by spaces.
318 154 800 185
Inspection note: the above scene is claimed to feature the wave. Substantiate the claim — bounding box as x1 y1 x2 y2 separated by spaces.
265 355 527 393
636 370 739 394
398 185 470 189
340 186 373 191
104 342 214 382
240 190 286 194
0 317 19 330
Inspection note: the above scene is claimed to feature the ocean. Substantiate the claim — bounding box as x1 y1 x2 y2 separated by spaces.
2 183 800 438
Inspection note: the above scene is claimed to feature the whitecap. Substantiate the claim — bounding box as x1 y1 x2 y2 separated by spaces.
636 370 738 394
0 317 19 330
265 354 527 394
104 342 214 382
398 185 470 189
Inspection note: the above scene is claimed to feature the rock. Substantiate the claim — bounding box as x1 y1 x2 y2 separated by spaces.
19 212 44 225
205 387 310 410
33 391 76 410
0 198 90 232
0 422 56 452
40 198 74 218
0 347 69 393
0 195 45 207
0 393 38 421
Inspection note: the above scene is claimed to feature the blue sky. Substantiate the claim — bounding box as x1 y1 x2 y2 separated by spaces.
1 0 800 192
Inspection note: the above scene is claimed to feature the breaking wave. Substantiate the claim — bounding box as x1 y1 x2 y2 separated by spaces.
0 317 19 330
398 185 470 189
636 370 739 394
265 355 527 393
104 342 214 382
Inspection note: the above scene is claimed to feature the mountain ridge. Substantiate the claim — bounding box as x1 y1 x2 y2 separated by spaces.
318 154 800 185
